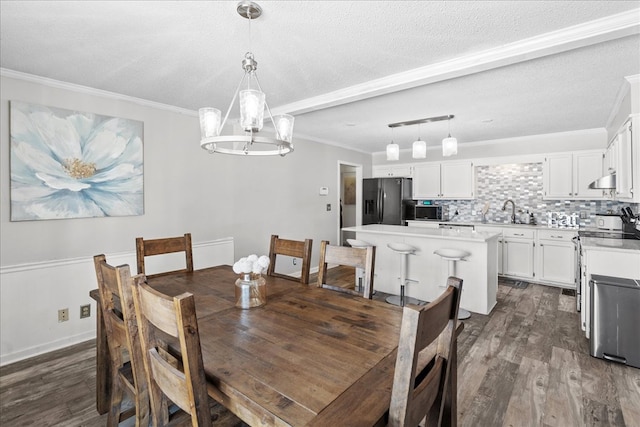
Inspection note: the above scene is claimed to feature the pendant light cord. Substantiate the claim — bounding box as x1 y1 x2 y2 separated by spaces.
247 11 253 90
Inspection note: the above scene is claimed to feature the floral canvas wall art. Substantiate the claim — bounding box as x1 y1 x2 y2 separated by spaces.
10 101 144 221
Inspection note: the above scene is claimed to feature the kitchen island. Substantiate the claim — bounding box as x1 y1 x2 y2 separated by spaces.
342 224 500 315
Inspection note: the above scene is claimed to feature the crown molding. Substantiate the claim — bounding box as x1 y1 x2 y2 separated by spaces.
605 73 640 129
272 9 640 116
0 68 197 117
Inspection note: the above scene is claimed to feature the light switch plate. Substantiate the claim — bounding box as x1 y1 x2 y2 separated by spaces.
319 187 329 196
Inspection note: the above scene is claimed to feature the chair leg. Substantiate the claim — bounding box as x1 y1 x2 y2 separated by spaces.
133 387 150 427
107 372 123 427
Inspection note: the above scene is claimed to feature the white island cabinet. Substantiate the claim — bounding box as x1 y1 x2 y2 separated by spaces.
342 224 500 315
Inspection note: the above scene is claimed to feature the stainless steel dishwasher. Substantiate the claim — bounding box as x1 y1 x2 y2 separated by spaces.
590 274 640 368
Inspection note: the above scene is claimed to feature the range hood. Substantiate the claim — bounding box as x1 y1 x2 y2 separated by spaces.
588 173 616 190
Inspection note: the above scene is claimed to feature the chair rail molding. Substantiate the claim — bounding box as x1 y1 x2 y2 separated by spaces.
0 238 234 366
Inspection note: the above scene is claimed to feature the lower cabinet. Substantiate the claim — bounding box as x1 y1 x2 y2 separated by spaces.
443 223 580 288
536 231 577 286
503 237 535 279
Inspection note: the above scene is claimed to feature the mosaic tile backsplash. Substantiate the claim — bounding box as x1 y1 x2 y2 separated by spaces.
438 163 639 227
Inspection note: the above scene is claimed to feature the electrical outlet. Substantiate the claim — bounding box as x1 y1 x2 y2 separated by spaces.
292 258 298 266
58 308 69 322
80 304 91 319
326 204 331 211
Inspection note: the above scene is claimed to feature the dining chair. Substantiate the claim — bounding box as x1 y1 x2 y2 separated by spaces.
135 233 193 278
130 275 239 427
93 255 149 427
317 240 375 299
267 234 313 284
388 276 463 427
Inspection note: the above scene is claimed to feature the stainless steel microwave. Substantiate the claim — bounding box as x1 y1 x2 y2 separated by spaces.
405 201 446 221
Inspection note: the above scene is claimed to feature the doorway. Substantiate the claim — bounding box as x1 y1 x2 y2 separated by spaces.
337 161 363 246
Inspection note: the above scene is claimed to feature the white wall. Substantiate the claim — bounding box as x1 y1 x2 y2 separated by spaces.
0 74 372 364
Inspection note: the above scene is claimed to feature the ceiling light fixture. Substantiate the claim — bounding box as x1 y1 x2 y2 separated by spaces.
199 1 294 156
386 128 399 161
412 124 426 159
442 116 457 157
387 115 455 160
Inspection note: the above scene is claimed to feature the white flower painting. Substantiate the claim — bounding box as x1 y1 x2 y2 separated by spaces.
10 101 144 221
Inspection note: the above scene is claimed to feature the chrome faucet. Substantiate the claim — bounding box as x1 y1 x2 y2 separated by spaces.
502 199 516 223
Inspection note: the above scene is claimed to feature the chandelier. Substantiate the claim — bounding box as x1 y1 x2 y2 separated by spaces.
199 1 294 156
386 115 457 160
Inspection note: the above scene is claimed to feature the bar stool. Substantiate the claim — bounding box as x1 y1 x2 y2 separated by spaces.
434 248 471 319
386 242 421 307
347 239 372 293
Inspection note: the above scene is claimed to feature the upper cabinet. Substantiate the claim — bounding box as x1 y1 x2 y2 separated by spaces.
372 164 413 178
413 160 474 200
543 150 605 200
606 120 634 200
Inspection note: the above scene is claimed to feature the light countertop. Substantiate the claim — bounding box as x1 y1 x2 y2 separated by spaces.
407 219 579 231
580 237 640 252
342 224 501 242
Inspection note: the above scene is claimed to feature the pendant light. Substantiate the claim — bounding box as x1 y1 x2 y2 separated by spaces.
386 127 399 161
387 115 454 159
199 1 294 156
442 116 457 157
412 124 426 159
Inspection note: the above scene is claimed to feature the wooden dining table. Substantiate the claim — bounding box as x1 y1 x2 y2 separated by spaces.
90 265 461 426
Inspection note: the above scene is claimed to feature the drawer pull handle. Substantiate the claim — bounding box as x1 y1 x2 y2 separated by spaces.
514 233 524 236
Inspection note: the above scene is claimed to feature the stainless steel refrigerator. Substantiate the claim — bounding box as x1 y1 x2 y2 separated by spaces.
363 178 412 225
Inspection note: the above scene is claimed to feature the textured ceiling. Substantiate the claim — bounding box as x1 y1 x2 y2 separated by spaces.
1 1 639 154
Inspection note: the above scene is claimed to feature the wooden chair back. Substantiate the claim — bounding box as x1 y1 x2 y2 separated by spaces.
267 234 313 284
93 255 149 426
317 240 375 299
388 277 463 427
136 233 194 278
131 275 212 427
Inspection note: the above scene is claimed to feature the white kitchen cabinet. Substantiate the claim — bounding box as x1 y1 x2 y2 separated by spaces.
372 164 413 178
413 160 474 200
543 150 605 200
613 121 633 199
536 229 577 286
603 136 617 175
502 228 535 279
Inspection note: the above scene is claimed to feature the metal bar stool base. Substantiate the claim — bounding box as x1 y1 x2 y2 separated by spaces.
458 308 471 319
385 295 424 306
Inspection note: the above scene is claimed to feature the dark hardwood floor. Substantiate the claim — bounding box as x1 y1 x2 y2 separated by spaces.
1 268 638 426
